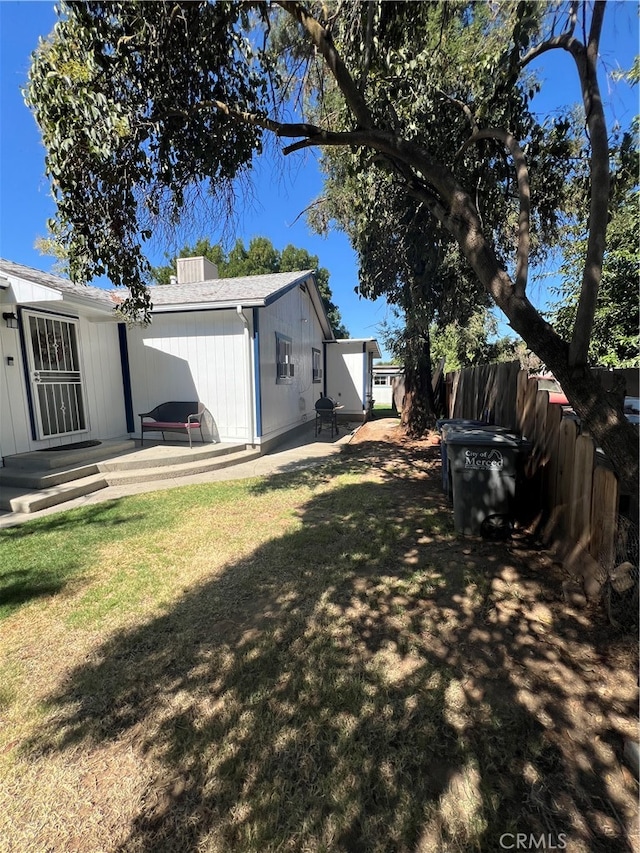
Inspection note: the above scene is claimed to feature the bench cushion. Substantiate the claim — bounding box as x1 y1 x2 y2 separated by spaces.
142 420 200 429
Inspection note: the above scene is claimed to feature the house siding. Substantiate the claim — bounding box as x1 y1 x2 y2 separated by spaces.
258 282 326 444
0 304 126 459
125 309 251 443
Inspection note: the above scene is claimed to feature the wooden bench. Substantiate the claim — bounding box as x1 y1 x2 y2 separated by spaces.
139 401 206 449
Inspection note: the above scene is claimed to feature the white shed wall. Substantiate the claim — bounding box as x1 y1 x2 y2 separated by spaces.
325 342 367 415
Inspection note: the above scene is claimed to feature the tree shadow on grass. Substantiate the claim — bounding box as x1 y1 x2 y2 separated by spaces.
0 501 153 541
22 449 638 853
0 567 76 616
0 501 181 620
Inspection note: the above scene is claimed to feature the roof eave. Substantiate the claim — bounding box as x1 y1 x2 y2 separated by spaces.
150 299 267 313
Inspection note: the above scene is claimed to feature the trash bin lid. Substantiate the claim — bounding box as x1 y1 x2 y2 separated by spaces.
441 423 514 441
444 428 522 447
436 418 485 433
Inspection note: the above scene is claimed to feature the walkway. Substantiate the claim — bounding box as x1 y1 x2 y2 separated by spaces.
0 422 357 529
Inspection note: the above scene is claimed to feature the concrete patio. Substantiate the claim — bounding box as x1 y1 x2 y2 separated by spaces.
0 419 362 522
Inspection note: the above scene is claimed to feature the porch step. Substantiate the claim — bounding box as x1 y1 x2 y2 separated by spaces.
0 474 108 513
97 441 247 472
0 445 262 513
102 447 262 486
0 462 99 490
2 439 135 470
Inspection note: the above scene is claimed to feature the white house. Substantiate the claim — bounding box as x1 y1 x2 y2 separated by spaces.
371 365 404 407
0 257 379 463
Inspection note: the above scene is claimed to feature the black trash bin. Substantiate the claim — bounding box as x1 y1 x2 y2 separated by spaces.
436 419 485 491
440 422 514 498
445 429 530 535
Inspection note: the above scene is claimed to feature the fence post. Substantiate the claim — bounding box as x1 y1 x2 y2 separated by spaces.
569 434 596 548
556 418 579 539
516 370 528 433
545 403 563 511
589 466 619 569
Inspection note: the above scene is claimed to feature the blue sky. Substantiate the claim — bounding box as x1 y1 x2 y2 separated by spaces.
1 2 637 361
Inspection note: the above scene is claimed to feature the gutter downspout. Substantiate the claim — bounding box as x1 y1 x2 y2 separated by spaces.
236 306 256 446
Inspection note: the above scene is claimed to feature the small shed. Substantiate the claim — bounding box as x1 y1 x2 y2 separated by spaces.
325 338 381 419
372 365 404 407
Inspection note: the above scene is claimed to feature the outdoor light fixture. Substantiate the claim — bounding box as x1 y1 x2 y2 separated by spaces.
2 312 18 330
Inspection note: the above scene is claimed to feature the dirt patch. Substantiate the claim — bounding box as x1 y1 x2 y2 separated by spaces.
350 416 408 445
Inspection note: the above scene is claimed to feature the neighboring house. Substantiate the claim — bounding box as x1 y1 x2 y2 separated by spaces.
0 257 379 462
371 365 404 408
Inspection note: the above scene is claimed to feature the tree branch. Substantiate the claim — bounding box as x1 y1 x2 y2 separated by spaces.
457 128 530 298
568 0 609 366
517 1 609 365
437 89 478 135
519 1 581 68
275 0 374 129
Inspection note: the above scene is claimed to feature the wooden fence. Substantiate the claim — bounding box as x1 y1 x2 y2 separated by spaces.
446 361 520 430
446 364 622 595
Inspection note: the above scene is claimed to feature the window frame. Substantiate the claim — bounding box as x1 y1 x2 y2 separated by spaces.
276 332 294 384
312 347 322 383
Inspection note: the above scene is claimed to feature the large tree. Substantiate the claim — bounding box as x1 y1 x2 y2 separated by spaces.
25 0 638 493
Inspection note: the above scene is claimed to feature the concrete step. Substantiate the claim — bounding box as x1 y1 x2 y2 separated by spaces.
0 447 262 513
0 462 100 489
0 474 108 513
103 447 262 486
3 439 135 470
97 441 247 472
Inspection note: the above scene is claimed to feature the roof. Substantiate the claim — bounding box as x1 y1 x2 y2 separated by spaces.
145 269 334 340
332 338 382 358
0 259 334 337
0 259 314 311
0 258 117 310
146 270 314 309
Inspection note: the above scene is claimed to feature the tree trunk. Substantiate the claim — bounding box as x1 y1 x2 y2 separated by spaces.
401 332 437 436
499 288 638 497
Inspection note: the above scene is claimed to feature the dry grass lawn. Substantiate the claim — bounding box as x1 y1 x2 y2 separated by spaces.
0 420 637 852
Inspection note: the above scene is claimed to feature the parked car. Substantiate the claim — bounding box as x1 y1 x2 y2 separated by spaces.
533 375 569 406
624 396 640 426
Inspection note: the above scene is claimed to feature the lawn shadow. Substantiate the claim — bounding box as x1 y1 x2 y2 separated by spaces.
0 501 171 621
0 500 144 540
22 446 638 852
0 567 73 615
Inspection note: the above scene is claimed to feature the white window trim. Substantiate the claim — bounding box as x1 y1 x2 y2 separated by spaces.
276 332 294 384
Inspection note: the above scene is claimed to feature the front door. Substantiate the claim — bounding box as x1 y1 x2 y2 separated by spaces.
25 312 87 438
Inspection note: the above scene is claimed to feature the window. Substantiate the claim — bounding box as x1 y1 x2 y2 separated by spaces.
312 348 322 383
374 375 389 386
276 333 294 383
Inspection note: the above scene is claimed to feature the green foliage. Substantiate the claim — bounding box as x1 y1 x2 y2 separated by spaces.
550 130 639 367
153 236 349 337
302 1 572 432
25 1 269 320
430 309 517 373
